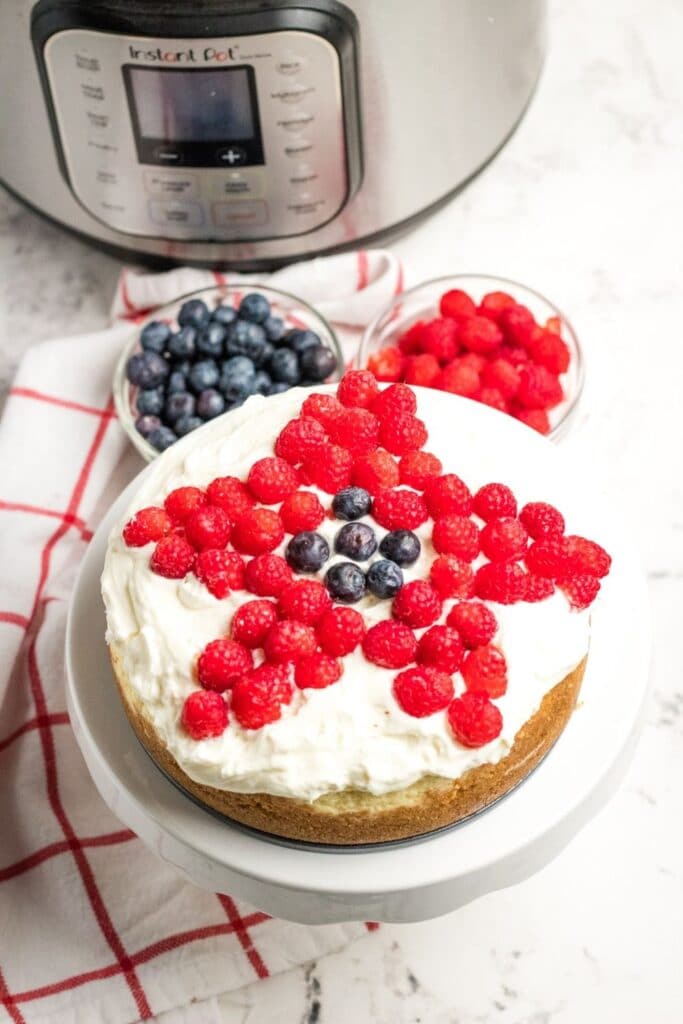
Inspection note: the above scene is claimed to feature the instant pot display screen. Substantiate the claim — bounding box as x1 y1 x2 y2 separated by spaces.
123 65 264 167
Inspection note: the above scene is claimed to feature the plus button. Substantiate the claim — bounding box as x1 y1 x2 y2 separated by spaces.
218 145 247 166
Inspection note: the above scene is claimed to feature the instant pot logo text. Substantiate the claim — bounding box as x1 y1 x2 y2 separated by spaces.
128 45 239 63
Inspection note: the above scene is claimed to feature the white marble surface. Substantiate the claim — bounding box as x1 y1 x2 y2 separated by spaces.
2 0 682 1019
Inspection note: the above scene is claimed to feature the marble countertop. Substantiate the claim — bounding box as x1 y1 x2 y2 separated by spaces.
2 0 681 1019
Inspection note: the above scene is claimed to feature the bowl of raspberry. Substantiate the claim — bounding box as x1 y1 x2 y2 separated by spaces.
356 274 584 441
114 284 342 461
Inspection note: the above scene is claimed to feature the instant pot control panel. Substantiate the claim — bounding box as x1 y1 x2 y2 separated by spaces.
32 5 361 242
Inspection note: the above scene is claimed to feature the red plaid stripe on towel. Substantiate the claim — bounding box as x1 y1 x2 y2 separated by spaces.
0 251 400 1024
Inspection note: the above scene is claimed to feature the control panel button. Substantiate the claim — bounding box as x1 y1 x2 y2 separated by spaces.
149 199 204 227
153 145 183 165
144 170 198 198
289 165 318 185
276 54 306 76
217 146 247 166
271 85 314 104
75 54 100 72
211 171 264 199
81 84 104 101
87 111 109 129
277 114 314 133
284 139 314 157
212 201 268 229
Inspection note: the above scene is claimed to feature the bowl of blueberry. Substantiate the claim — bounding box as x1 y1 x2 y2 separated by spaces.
114 284 342 460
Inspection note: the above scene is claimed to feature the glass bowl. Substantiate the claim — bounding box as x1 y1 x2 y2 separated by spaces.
114 283 343 462
355 274 584 442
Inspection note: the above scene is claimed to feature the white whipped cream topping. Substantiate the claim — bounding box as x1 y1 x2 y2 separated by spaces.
102 387 590 801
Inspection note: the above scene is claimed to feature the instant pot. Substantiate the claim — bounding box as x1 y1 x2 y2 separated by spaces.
0 1 546 269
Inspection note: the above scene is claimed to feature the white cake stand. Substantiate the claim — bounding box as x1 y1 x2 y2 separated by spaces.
66 393 650 924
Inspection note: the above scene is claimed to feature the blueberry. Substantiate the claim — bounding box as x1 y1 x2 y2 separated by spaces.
285 329 321 355
219 355 256 403
135 386 164 416
196 321 226 358
325 562 366 603
334 522 377 562
167 370 188 395
263 315 286 342
188 359 220 393
267 381 290 395
225 319 267 361
253 370 273 395
170 358 192 377
178 298 210 329
140 320 171 354
211 304 238 327
167 326 196 360
269 348 300 385
378 530 421 566
175 414 203 436
286 531 330 573
239 292 271 324
165 391 196 424
135 414 162 438
299 345 337 382
332 487 372 521
125 351 169 389
366 559 403 598
197 388 226 419
148 425 178 452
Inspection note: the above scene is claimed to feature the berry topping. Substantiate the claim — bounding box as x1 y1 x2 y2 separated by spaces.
231 599 278 648
371 382 417 420
522 573 556 602
231 508 284 555
379 529 421 566
372 488 428 531
184 505 231 551
474 561 527 604
303 442 353 494
404 353 441 387
517 365 563 410
278 578 331 624
264 619 317 663
447 690 503 748
337 369 381 409
461 645 508 697
366 559 403 598
231 664 293 730
478 290 516 322
446 601 498 648
514 408 551 435
325 562 367 604
398 450 443 490
481 358 521 399
392 580 442 628
279 490 326 533
524 538 569 579
123 506 171 547
527 328 571 375
367 345 405 382
479 517 528 562
472 482 517 522
499 304 536 347
435 358 480 397
418 319 459 363
285 531 330 573
181 690 228 740
206 476 255 523
362 620 417 668
379 413 428 455
416 625 465 673
560 574 601 610
299 344 337 382
459 316 503 354
332 486 373 521
164 487 207 523
393 666 454 718
424 474 473 518
295 653 343 690
300 392 345 431
316 606 366 656
351 449 400 495
195 549 245 598
439 288 477 320
330 407 380 455
432 515 480 561
519 501 565 539
275 417 328 464
563 535 612 579
244 553 292 596
247 457 299 504
150 535 195 578
197 638 253 692
429 555 475 599
334 522 378 562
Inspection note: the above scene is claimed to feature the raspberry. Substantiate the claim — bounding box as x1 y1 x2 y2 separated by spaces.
300 392 345 431
517 365 563 410
448 690 503 747
279 490 325 533
244 553 292 596
501 346 531 367
519 501 565 539
247 457 299 504
514 407 551 434
392 580 442 628
372 488 428 531
295 653 343 690
197 638 253 691
330 408 380 455
393 666 454 718
181 690 228 740
527 328 571 374
499 304 536 348
563 535 611 579
523 573 555 602
439 288 477 320
398 320 428 355
432 515 480 560
278 579 331 624
434 358 480 397
164 487 206 523
232 508 284 555
424 474 473 518
231 663 293 730
480 517 528 561
367 345 405 382
206 476 254 523
477 386 508 412
371 382 417 420
264 619 317 663
316 606 366 656
337 369 380 409
417 625 465 673
481 358 521 399
362 619 417 668
472 482 517 522
478 290 516 323
185 505 231 551
399 450 443 490
404 353 441 387
231 599 278 648
150 535 195 578
446 601 497 648
275 417 328 464
474 561 526 604
123 506 171 547
524 538 569 579
303 443 353 493
459 316 503 354
351 449 399 495
560 574 601 610
196 549 245 598
418 319 459 363
461 644 508 697
429 555 475 599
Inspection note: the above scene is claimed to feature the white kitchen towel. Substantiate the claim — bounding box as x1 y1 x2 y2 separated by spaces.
0 249 400 1024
